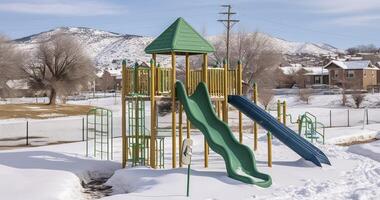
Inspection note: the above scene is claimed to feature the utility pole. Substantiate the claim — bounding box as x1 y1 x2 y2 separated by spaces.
218 4 239 66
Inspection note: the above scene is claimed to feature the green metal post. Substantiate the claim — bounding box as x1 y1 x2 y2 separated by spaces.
187 164 191 197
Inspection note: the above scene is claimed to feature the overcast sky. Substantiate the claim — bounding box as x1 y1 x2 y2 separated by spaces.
0 0 379 49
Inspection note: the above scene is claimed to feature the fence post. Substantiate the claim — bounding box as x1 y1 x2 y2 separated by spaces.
26 121 29 146
347 109 350 127
329 110 332 127
82 117 85 141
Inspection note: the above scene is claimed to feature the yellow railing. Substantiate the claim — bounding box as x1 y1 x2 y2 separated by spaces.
189 68 238 96
156 68 172 95
124 67 172 96
124 67 239 97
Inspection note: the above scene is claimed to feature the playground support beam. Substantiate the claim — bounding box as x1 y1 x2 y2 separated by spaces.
150 56 157 168
267 132 272 167
237 61 243 143
277 100 281 123
121 60 127 168
223 59 228 123
185 53 191 139
179 105 183 167
202 53 209 168
283 101 287 126
171 52 177 168
253 83 258 150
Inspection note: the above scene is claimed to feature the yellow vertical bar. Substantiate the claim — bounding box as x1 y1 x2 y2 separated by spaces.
121 60 128 168
238 61 243 143
283 101 287 126
171 52 177 168
223 59 228 123
185 53 191 139
150 55 156 168
202 53 208 168
277 100 281 122
268 132 272 167
253 83 258 151
179 104 183 167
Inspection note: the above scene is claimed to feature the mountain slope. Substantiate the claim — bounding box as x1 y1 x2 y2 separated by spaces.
14 27 341 69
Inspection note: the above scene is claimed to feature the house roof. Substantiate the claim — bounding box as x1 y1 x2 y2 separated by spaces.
144 17 215 55
303 67 329 76
280 66 328 75
324 60 378 70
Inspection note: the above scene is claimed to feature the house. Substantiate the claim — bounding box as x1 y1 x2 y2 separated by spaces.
324 60 379 90
302 67 329 85
278 65 328 88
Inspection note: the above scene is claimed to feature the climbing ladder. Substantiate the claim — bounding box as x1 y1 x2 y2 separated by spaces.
86 108 113 160
128 95 149 166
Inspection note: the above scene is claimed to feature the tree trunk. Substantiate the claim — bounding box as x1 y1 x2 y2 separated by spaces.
49 88 57 105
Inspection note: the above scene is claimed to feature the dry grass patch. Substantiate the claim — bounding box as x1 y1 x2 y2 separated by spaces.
0 104 94 119
337 138 378 146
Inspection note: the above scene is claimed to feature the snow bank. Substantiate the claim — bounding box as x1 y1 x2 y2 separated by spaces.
0 142 120 200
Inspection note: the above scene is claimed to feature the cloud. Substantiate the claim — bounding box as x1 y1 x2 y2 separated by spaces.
331 15 380 27
0 0 126 16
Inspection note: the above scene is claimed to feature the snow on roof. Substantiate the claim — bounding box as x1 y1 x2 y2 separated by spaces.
96 68 122 78
303 67 328 76
280 66 328 75
325 60 378 70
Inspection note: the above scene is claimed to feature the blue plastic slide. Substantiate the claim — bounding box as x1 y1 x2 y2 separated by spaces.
228 95 331 167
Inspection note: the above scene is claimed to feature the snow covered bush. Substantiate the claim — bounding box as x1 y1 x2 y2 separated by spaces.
298 88 312 104
351 93 365 108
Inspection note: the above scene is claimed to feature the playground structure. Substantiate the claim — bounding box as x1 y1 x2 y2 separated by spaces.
120 17 330 187
298 112 326 144
277 101 326 144
86 108 113 160
121 17 246 169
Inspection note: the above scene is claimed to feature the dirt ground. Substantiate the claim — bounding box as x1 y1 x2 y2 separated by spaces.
0 104 94 119
337 138 378 146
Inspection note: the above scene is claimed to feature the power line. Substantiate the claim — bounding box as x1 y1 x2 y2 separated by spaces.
218 4 239 65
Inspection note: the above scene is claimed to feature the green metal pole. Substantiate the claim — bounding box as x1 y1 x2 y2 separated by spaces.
187 164 190 197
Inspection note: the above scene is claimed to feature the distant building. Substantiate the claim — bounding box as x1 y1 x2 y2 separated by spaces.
303 67 329 85
278 65 328 88
324 60 379 90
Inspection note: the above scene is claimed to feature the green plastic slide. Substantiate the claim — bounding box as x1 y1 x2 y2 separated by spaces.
175 81 271 188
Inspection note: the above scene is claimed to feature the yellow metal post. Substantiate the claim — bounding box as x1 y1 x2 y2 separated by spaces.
202 53 209 168
267 132 272 167
121 60 128 168
253 83 258 151
179 104 183 167
150 56 156 168
185 53 191 139
223 59 228 123
171 52 177 168
283 101 287 126
237 61 243 143
277 100 281 122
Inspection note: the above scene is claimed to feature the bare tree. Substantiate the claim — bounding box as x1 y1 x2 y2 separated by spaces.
351 92 365 108
0 35 24 98
259 88 274 109
23 32 95 105
299 88 312 104
211 30 283 91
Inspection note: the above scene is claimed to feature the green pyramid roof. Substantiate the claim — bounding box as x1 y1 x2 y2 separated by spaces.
145 17 215 55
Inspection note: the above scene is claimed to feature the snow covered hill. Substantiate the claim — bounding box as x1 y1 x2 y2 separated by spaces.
14 27 341 69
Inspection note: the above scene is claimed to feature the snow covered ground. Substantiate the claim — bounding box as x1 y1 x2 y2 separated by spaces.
0 93 380 199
